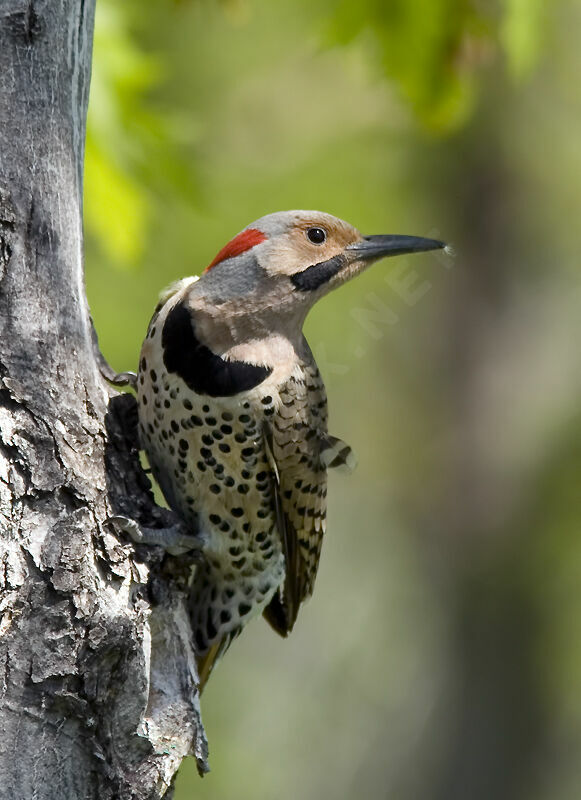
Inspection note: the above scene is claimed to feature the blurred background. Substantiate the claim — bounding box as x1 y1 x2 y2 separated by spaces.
85 1 581 798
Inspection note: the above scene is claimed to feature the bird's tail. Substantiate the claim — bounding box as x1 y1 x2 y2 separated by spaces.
190 562 243 693
195 629 240 693
196 642 221 693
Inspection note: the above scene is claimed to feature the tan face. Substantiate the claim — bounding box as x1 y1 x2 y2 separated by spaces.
255 212 364 278
189 209 445 351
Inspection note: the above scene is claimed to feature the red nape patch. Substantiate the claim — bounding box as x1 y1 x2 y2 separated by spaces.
205 228 267 271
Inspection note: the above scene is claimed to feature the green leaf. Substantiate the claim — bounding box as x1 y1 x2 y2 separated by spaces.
326 0 517 133
501 0 545 81
84 131 150 265
85 0 197 267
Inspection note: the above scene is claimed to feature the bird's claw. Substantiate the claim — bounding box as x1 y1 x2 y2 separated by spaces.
108 371 138 388
91 317 138 389
108 515 203 556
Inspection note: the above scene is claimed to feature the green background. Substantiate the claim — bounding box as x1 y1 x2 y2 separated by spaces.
86 2 581 798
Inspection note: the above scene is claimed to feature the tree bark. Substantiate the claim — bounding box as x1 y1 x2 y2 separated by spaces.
0 2 207 797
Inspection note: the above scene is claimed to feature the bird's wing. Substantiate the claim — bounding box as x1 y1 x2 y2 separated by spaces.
262 360 352 637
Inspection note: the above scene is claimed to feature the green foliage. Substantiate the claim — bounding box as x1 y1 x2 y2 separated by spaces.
327 0 549 132
85 0 549 267
501 0 546 80
85 1 196 267
327 0 488 131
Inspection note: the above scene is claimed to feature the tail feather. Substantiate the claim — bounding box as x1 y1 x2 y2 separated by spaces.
195 629 240 693
196 641 222 693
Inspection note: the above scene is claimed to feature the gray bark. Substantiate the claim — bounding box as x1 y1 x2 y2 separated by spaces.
0 1 207 797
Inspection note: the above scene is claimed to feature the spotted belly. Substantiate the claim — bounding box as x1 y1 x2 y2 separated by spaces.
137 334 285 651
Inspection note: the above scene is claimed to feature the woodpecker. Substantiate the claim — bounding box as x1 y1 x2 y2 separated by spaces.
136 210 445 690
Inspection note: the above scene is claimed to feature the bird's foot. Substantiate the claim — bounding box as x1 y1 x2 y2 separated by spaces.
108 515 203 557
107 371 138 388
91 316 138 388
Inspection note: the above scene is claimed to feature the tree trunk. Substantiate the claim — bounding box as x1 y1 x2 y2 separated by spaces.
0 2 207 797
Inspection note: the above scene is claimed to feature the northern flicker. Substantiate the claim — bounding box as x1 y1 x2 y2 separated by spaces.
136 210 445 690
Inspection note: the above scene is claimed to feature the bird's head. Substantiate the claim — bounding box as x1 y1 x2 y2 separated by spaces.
194 210 446 335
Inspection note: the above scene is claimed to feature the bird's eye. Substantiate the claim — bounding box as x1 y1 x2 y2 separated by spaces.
306 227 327 245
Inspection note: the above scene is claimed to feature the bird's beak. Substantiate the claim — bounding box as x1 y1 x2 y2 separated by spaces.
291 233 447 294
346 234 446 261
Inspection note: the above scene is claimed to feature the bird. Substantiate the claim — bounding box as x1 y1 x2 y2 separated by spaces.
136 210 445 691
